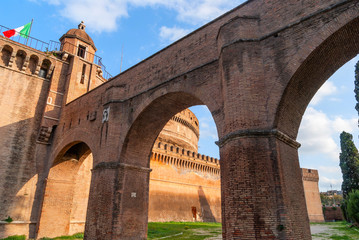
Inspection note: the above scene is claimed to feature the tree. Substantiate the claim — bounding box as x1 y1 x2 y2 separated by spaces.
346 190 359 226
354 61 359 115
339 132 359 199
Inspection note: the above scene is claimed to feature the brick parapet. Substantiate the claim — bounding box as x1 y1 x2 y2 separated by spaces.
302 168 319 182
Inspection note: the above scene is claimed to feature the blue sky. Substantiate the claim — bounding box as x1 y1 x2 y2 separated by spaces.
2 0 358 192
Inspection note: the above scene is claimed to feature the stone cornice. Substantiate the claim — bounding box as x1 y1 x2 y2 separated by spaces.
216 129 301 149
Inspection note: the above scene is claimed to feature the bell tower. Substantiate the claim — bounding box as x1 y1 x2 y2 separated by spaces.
59 21 104 103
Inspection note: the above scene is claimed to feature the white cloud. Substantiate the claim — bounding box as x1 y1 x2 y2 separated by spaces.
318 166 341 174
199 117 218 140
173 0 239 24
332 117 357 133
310 81 337 105
298 107 357 161
159 26 191 42
60 0 128 32
34 0 245 33
320 176 342 190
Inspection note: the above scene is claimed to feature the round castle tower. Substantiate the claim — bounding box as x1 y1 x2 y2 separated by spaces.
156 109 200 152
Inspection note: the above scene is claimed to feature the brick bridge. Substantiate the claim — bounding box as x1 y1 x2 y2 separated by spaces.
36 0 359 239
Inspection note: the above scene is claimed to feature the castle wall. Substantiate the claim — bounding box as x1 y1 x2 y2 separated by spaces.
149 141 221 222
0 36 64 234
0 34 106 238
302 168 324 222
157 109 199 152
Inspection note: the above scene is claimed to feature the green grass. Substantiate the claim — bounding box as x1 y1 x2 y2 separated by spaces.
38 233 84 240
311 221 359 240
147 222 222 239
0 236 26 240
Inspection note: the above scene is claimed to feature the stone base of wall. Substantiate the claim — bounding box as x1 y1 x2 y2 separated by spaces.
308 214 325 222
0 221 36 239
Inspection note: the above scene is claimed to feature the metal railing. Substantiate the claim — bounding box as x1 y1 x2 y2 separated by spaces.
0 24 49 52
49 41 113 80
0 24 113 80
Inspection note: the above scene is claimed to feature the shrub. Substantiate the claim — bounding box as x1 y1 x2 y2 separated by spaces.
3 216 13 223
341 200 349 222
347 190 359 226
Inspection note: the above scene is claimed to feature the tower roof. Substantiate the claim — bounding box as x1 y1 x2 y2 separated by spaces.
60 21 97 51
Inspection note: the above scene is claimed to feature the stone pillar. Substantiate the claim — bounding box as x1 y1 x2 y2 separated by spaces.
218 130 311 239
217 15 311 239
84 162 151 240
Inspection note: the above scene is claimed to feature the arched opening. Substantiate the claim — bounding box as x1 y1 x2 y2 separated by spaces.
27 55 39 75
110 92 221 239
276 16 359 225
15 50 26 71
1 45 13 66
38 59 51 79
37 142 93 238
146 102 221 225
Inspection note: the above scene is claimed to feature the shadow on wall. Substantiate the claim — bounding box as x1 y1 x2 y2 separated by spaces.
198 186 216 222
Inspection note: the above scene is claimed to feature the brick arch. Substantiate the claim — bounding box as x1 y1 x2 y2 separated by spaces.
275 16 359 138
119 92 205 167
37 140 94 239
99 92 220 239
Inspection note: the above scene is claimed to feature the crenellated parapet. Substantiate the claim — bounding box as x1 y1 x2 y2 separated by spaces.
151 140 220 177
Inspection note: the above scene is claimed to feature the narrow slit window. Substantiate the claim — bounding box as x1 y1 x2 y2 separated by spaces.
80 64 86 84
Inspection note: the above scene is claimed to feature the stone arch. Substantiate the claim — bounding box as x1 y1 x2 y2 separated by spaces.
15 49 26 71
1 45 13 66
37 141 93 238
276 16 359 138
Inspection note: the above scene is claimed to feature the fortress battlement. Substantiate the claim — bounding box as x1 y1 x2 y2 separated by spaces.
152 140 220 176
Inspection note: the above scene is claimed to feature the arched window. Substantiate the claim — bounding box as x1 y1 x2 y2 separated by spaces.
28 55 39 74
1 45 13 66
15 50 26 71
39 59 51 78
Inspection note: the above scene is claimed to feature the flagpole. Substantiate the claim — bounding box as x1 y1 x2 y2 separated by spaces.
26 19 33 46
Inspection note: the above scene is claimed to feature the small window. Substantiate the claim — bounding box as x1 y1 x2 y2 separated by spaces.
77 45 86 58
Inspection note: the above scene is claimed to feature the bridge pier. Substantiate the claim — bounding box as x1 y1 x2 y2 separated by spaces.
84 162 151 240
218 130 311 239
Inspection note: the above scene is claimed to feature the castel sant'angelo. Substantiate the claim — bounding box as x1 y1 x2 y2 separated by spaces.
0 21 324 239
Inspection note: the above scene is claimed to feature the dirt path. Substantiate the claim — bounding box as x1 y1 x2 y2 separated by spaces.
201 225 342 240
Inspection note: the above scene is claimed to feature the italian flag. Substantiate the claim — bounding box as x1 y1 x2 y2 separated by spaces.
3 22 32 39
